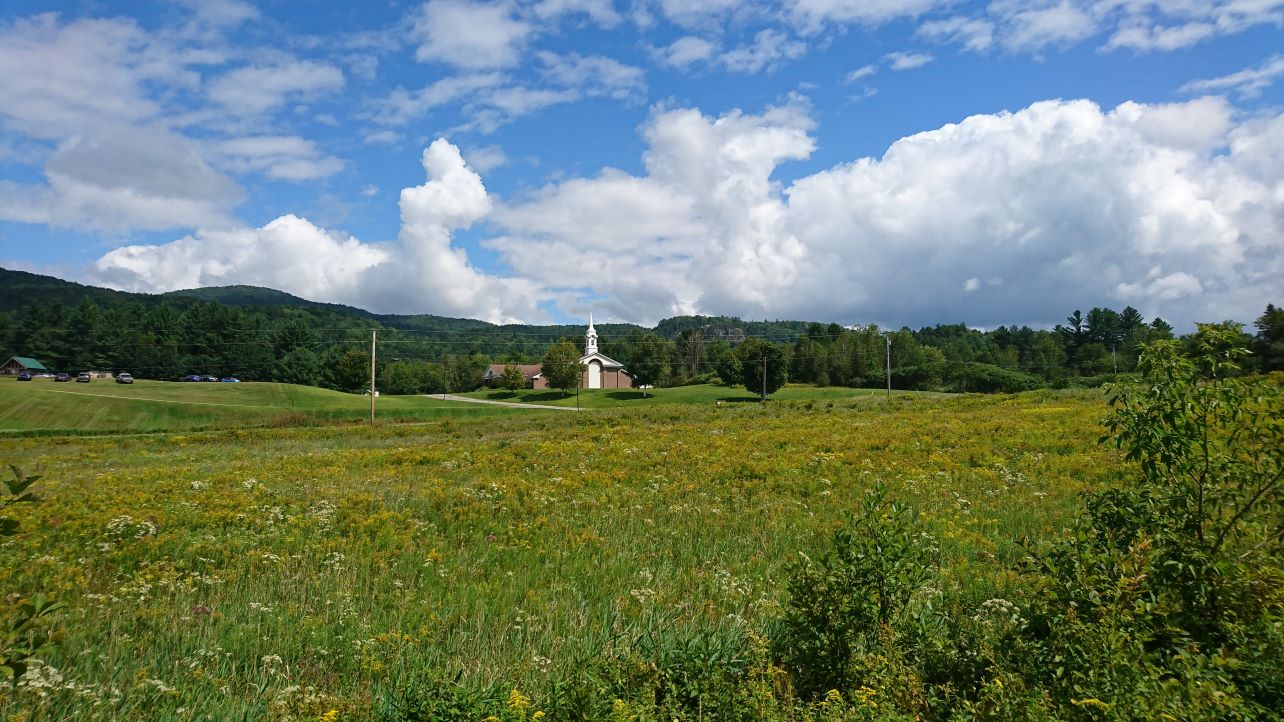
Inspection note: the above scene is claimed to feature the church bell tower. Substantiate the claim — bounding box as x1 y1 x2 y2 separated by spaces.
585 313 598 355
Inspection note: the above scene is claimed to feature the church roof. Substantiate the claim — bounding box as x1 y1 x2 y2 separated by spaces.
580 351 625 369
483 363 543 380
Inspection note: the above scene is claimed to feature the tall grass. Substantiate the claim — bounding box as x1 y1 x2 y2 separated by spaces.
0 392 1110 719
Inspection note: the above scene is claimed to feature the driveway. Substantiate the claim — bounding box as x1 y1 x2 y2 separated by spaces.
431 393 580 411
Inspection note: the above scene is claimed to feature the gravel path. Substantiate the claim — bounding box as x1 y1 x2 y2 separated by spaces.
430 393 580 410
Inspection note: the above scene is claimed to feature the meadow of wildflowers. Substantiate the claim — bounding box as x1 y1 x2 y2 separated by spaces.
0 391 1153 719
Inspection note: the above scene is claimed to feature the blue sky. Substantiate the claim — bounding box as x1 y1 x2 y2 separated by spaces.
1 0 1281 328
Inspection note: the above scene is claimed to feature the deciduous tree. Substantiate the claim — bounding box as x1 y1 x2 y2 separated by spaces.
499 364 527 390
737 338 787 399
627 334 675 395
541 342 581 396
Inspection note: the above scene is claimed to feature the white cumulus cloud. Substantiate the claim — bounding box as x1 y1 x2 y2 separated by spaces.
89 139 544 323
411 0 533 69
487 96 1283 327
0 14 198 140
91 214 388 300
86 98 1284 329
1 126 243 232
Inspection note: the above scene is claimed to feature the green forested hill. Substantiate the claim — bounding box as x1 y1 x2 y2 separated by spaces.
159 285 376 316
0 268 817 387
3 267 1278 392
0 268 144 308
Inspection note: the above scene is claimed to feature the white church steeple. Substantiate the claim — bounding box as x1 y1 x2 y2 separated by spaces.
585 313 598 355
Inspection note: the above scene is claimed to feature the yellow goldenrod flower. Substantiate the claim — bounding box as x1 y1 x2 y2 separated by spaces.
508 688 531 712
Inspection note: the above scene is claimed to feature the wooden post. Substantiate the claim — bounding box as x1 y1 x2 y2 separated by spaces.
885 335 891 399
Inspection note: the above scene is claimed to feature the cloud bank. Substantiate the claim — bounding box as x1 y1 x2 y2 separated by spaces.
89 97 1284 329
92 140 542 323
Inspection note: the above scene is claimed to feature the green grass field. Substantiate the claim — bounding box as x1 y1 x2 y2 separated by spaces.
0 390 1113 719
0 378 522 434
0 379 939 435
460 383 938 408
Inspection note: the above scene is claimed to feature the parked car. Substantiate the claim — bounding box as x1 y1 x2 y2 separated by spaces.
220 377 240 383
16 371 32 381
201 375 219 382
55 373 71 382
76 372 91 383
116 373 134 384
181 375 202 382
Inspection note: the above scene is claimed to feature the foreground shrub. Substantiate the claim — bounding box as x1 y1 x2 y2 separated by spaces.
765 329 1283 720
775 483 935 701
1 466 61 689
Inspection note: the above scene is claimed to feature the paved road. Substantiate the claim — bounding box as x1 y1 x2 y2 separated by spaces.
431 393 580 411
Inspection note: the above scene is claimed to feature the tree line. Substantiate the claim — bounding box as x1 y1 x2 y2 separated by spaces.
2 288 1280 395
535 304 1283 396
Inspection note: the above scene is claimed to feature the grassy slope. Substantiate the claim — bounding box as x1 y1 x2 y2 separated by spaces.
0 390 1112 719
0 378 522 434
460 382 942 408
1 381 941 434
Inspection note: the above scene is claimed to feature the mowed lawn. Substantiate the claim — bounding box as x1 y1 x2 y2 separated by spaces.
459 382 941 408
0 390 1114 720
0 378 522 434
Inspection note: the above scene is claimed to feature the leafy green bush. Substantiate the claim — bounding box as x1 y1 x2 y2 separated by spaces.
1 466 62 687
946 363 1044 393
891 361 947 390
1010 325 1284 719
775 483 935 699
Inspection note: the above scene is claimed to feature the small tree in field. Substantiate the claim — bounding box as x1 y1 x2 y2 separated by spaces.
737 338 788 400
2 466 62 687
499 365 527 391
541 342 581 396
332 348 371 392
627 334 672 396
1101 323 1284 640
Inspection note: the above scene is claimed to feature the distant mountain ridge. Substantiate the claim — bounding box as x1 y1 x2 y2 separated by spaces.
0 267 814 343
161 285 377 317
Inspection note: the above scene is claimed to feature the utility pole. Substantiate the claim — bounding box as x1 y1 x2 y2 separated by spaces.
885 335 892 399
1111 345 1118 377
761 355 766 402
369 330 377 426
